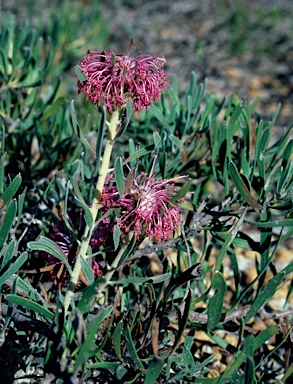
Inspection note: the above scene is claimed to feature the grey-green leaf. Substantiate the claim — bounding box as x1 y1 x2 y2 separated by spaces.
0 251 27 288
0 200 17 249
244 271 285 323
207 272 227 332
27 236 72 274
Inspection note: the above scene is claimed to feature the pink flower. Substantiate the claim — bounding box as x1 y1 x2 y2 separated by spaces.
101 165 184 241
77 41 168 113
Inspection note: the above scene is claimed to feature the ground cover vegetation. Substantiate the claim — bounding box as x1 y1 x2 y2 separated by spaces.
0 1 293 383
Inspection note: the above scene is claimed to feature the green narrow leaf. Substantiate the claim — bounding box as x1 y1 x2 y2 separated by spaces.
74 197 93 229
1 240 17 272
221 327 278 382
123 144 155 166
244 356 255 384
281 138 293 165
75 65 87 82
215 208 247 271
220 335 254 382
150 105 169 130
77 278 106 313
113 320 123 360
256 128 270 184
127 138 136 168
114 156 125 197
269 103 281 129
164 263 202 303
113 225 121 251
165 356 183 380
277 139 293 194
280 362 293 382
0 200 17 249
206 332 229 350
183 335 195 369
194 377 227 384
0 251 27 288
259 210 271 271
117 233 137 267
1 174 21 205
228 161 259 210
72 172 87 206
123 325 144 369
244 271 285 323
17 188 26 226
27 236 72 274
169 134 183 149
125 98 133 129
227 104 243 138
95 107 106 172
174 289 192 350
39 97 65 123
81 257 94 285
5 294 54 321
74 306 112 371
159 152 166 179
240 147 250 177
86 362 120 370
183 94 192 133
0 48 9 78
227 250 240 299
144 356 164 384
70 99 95 154
13 275 46 305
207 272 227 332
153 131 161 148
277 161 293 195
245 219 293 228
229 372 245 384
17 69 43 88
249 97 259 114
170 180 191 204
254 325 278 349
116 365 128 380
42 77 61 106
199 94 215 131
62 180 77 237
108 272 172 286
0 148 4 196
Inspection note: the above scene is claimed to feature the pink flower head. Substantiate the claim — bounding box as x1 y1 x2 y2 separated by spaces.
101 163 184 241
77 41 169 113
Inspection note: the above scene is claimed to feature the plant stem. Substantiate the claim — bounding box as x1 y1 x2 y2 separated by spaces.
63 110 120 315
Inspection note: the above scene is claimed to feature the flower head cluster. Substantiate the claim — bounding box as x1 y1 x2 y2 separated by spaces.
77 43 168 113
101 167 184 242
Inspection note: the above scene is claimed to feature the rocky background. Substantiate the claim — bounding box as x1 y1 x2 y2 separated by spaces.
1 0 293 126
101 0 293 126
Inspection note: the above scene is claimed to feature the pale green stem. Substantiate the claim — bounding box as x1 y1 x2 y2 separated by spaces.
63 110 120 315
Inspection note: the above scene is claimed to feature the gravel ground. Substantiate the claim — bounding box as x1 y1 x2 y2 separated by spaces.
1 0 292 125
102 0 293 126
